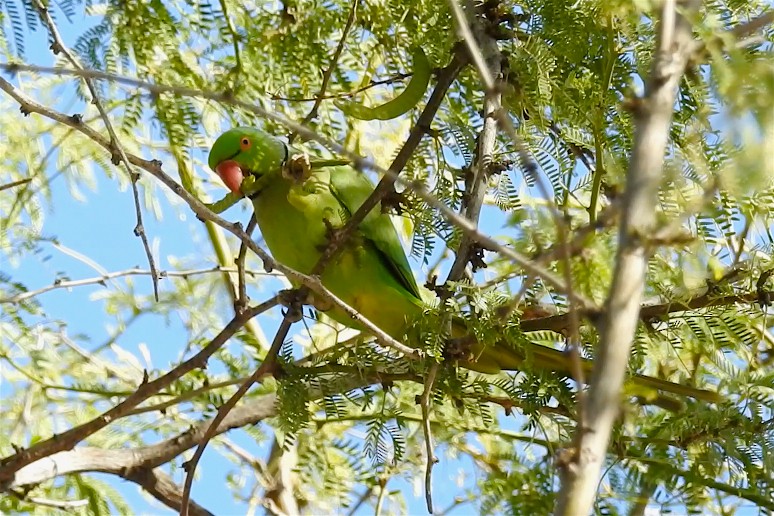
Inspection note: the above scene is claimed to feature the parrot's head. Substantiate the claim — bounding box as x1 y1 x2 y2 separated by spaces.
208 127 288 194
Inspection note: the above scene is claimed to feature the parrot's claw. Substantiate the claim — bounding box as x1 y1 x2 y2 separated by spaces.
282 151 312 184
317 217 345 252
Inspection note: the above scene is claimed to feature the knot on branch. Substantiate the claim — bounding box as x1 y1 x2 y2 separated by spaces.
110 145 122 166
467 244 488 272
278 288 307 323
486 158 513 176
381 188 407 215
424 275 450 299
756 269 774 308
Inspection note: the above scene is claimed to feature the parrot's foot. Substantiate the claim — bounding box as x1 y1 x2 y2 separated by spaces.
317 217 346 252
282 152 312 184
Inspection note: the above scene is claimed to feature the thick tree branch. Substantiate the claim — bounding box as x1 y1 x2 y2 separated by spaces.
6 369 416 512
554 2 701 514
446 0 501 281
519 291 758 333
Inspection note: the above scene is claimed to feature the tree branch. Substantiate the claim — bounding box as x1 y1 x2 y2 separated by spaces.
0 72 417 359
519 291 758 333
31 0 160 300
0 297 279 485
289 0 359 142
554 2 701 514
0 266 275 304
180 312 294 515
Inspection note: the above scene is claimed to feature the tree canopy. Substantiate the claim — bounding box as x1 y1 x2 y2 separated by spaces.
1 0 774 514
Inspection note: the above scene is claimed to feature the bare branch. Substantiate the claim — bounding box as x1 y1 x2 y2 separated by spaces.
30 0 160 300
8 491 88 510
445 0 502 281
729 9 774 39
554 2 702 514
419 363 440 513
289 0 359 143
0 177 31 192
0 266 275 304
271 73 411 102
180 312 295 515
520 291 758 334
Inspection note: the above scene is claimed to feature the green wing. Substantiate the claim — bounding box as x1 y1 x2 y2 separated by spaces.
328 166 422 300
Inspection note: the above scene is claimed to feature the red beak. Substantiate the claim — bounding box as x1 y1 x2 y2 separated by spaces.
215 160 244 194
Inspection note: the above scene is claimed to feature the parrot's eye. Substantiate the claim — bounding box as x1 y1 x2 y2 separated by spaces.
240 137 251 151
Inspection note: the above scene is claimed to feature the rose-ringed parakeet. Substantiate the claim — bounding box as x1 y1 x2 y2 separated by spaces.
207 126 720 405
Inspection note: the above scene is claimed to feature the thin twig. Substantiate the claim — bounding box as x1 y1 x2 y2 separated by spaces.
9 491 88 510
217 0 242 73
235 215 258 313
179 312 296 516
0 177 31 192
419 363 439 513
374 476 388 516
289 0 359 144
0 266 275 304
272 73 410 102
31 0 160 300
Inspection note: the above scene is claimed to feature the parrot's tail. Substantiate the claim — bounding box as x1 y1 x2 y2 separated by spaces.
462 337 721 405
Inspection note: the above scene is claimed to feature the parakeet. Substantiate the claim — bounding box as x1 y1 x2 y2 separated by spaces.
207 126 720 405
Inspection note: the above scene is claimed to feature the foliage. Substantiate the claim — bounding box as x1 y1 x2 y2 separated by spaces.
1 0 774 514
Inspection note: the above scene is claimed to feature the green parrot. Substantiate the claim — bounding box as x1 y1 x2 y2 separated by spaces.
207 126 720 406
